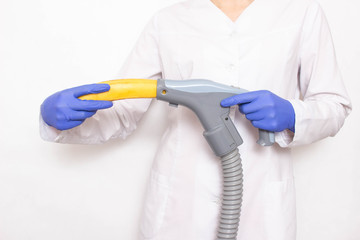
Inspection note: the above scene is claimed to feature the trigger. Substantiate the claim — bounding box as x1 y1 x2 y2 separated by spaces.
169 103 178 108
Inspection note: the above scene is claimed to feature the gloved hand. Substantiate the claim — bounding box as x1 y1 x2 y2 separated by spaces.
41 84 113 130
221 90 295 132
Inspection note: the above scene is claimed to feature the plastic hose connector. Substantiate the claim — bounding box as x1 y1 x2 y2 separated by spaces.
217 148 243 240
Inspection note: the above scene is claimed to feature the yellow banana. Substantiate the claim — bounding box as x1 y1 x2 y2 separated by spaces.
79 79 157 101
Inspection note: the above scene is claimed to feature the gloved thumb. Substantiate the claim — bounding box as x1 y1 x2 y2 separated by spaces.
72 84 111 98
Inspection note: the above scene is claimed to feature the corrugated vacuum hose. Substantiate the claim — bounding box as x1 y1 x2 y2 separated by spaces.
217 148 243 240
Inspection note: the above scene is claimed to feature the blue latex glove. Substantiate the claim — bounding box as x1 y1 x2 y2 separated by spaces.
221 90 295 132
41 84 113 130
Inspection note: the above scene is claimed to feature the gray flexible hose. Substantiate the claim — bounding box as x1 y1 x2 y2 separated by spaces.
217 148 243 240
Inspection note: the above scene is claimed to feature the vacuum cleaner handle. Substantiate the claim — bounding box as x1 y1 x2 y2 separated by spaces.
156 79 275 156
79 78 275 155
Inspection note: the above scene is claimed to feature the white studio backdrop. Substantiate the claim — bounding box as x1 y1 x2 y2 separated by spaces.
0 0 359 239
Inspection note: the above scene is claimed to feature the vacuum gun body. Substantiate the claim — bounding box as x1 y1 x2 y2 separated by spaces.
157 79 274 157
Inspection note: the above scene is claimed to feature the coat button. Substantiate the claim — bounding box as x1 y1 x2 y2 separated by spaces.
228 64 236 71
213 196 221 205
229 31 238 38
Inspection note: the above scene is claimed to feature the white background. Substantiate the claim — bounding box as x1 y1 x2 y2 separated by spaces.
0 0 359 239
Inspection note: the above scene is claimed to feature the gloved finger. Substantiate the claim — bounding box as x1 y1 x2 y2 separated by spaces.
55 120 85 131
69 99 113 111
251 120 271 132
244 111 265 121
67 110 97 121
221 91 263 107
238 99 263 114
70 84 111 98
251 120 283 132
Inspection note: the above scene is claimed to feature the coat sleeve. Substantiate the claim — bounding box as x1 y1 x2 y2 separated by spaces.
39 14 163 144
275 1 352 147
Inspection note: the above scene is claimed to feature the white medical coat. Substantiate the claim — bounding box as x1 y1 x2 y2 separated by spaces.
40 0 352 239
